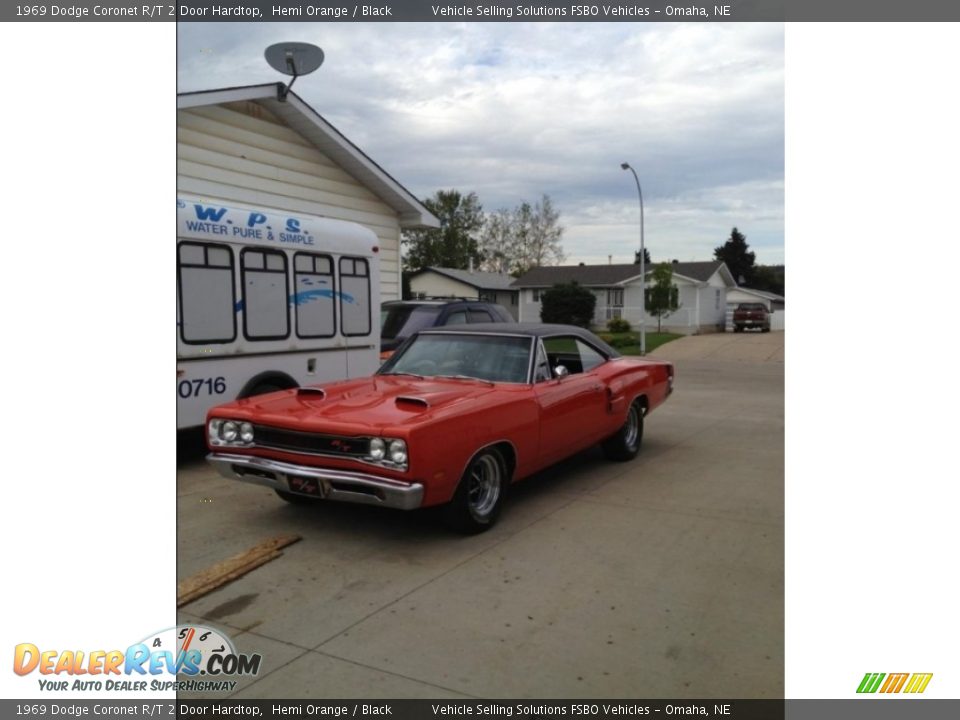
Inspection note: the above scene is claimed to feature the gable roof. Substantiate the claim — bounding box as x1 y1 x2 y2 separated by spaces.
177 84 440 229
730 286 785 302
512 260 732 288
424 323 621 358
411 267 517 291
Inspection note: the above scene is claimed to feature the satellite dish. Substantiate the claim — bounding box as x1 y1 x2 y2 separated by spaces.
264 42 324 101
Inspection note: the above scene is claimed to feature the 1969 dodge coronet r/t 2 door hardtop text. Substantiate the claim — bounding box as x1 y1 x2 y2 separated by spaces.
207 324 674 532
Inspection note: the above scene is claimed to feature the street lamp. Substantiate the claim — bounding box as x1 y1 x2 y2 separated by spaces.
621 162 646 355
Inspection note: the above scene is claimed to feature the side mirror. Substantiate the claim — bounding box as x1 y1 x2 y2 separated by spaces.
553 365 570 379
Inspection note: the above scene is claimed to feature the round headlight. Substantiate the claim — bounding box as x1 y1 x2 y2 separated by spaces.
221 421 239 442
208 419 223 443
369 438 386 460
239 422 254 444
388 439 407 465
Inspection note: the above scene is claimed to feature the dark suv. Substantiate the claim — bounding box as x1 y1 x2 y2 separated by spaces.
380 299 515 359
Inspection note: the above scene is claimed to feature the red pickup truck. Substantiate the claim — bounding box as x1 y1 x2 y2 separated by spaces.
733 303 771 332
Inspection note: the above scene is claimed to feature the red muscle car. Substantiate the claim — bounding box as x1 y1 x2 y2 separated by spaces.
206 324 674 533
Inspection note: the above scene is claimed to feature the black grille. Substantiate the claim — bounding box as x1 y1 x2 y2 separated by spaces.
253 425 368 458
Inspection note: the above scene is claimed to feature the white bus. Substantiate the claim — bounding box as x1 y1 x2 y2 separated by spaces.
176 197 381 429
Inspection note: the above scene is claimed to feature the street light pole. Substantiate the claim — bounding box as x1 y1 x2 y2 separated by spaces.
621 162 646 355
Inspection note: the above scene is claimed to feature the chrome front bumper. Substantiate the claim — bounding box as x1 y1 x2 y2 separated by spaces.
207 453 424 511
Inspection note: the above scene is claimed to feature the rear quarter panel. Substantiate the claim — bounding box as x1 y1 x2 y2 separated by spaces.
601 357 673 418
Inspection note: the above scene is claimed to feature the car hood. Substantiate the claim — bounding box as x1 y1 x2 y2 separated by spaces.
216 376 499 433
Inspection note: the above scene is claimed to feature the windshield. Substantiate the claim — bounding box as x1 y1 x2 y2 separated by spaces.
738 303 766 311
380 333 532 383
380 305 442 340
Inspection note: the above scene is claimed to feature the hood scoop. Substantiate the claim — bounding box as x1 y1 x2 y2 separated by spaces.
395 396 430 409
297 387 326 398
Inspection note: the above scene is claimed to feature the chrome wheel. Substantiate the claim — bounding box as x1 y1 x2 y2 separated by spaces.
601 399 644 462
467 454 502 519
624 404 640 451
444 447 509 534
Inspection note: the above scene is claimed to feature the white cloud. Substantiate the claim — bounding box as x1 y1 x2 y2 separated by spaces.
178 22 783 265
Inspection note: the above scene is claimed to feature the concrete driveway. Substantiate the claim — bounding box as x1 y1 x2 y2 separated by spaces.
649 329 784 363
177 332 783 699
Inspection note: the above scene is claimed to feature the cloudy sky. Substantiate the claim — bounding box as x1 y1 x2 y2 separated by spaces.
178 22 783 266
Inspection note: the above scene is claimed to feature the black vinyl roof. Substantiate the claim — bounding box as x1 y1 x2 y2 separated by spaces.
421 323 621 358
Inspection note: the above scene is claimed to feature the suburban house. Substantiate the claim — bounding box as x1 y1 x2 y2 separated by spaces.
512 260 737 334
726 286 786 331
177 84 439 302
407 266 520 319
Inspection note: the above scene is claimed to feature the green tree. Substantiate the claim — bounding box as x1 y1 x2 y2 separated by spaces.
751 265 785 296
479 196 567 277
402 190 484 271
478 208 513 274
645 263 680 332
714 227 756 286
525 194 565 269
634 248 651 265
540 282 596 328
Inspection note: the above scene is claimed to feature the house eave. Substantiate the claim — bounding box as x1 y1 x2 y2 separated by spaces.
177 84 440 230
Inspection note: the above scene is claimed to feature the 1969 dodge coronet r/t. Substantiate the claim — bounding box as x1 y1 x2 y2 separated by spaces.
207 323 674 533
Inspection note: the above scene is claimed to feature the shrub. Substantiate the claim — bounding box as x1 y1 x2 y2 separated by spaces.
606 317 632 333
540 282 596 328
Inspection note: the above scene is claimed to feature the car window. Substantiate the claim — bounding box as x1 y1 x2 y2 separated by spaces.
469 309 494 323
443 311 468 325
542 336 607 375
533 342 551 383
380 305 442 339
577 340 606 371
382 334 532 383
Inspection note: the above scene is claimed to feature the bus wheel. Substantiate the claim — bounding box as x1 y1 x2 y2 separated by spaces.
248 382 283 397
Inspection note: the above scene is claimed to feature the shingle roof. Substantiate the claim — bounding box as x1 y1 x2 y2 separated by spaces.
414 267 517 291
424 323 621 358
511 261 727 287
733 287 785 302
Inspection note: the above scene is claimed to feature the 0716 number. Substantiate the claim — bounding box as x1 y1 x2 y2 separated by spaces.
178 376 226 398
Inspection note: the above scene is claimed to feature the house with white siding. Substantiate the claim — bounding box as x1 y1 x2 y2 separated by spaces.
512 261 737 334
177 84 439 302
408 266 520 319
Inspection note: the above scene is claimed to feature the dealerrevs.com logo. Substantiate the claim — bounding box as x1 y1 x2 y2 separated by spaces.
857 673 933 694
13 625 261 693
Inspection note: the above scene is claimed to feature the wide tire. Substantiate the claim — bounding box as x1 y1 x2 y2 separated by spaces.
602 401 644 461
443 447 508 534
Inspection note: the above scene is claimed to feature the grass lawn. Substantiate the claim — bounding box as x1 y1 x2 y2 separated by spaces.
596 331 684 356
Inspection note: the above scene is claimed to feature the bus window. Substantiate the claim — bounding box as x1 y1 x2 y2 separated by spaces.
241 248 289 340
294 253 335 338
178 241 236 344
339 257 371 337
